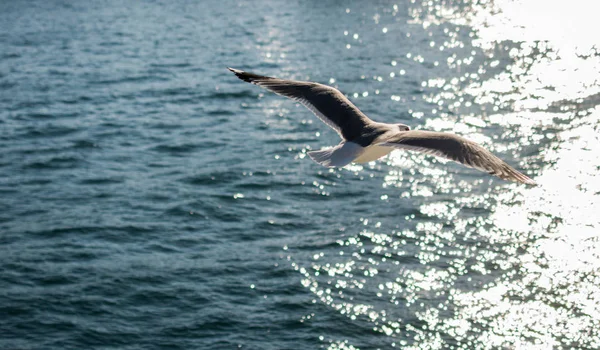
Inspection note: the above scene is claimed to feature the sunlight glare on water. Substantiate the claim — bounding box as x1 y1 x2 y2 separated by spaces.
290 0 600 348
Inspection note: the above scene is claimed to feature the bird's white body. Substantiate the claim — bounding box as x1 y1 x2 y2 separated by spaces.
353 145 393 163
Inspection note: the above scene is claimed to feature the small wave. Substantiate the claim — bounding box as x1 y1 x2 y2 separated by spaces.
91 75 169 86
98 41 125 47
1 52 21 59
59 96 93 105
36 275 73 286
0 81 17 90
23 156 82 170
21 125 80 139
144 243 180 253
10 100 49 111
253 219 314 232
135 87 196 99
163 203 244 223
151 143 201 154
0 187 18 196
25 225 157 241
204 90 257 100
264 137 317 144
180 170 243 186
16 112 80 120
149 62 192 69
78 177 124 185
21 178 53 185
205 109 236 116
163 205 207 219
233 179 303 191
71 140 98 149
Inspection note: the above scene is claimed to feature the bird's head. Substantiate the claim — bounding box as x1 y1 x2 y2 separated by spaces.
397 123 411 131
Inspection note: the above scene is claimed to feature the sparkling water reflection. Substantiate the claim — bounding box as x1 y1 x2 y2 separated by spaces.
288 0 600 349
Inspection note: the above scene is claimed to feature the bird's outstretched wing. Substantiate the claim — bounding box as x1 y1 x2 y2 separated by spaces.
228 68 374 141
379 130 536 185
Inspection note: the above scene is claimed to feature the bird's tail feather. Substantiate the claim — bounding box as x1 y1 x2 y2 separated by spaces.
307 142 364 168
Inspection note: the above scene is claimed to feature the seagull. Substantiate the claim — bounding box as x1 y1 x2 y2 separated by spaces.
228 68 535 185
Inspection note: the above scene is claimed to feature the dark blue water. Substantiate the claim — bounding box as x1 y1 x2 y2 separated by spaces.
2 1 600 349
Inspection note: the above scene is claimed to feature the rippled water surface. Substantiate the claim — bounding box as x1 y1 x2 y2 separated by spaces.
2 1 600 349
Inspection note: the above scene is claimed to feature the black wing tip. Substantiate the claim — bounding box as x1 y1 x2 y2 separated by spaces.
227 67 241 75
517 177 537 186
501 166 537 186
511 168 537 186
493 173 536 185
227 67 273 84
227 67 253 83
522 177 537 186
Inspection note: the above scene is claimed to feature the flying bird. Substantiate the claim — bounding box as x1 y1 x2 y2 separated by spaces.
228 68 535 185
